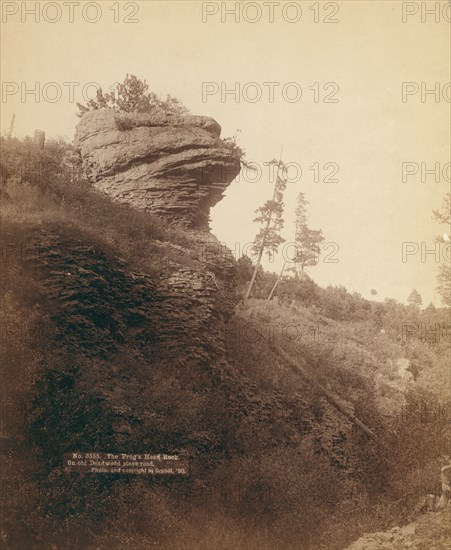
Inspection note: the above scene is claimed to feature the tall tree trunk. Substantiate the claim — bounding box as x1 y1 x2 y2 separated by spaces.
274 343 382 445
7 114 15 139
244 147 283 300
266 261 287 304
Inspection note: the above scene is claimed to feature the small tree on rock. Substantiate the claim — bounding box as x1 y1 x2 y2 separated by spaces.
77 74 189 117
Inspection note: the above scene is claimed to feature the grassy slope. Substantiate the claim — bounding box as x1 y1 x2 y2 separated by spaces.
1 140 449 549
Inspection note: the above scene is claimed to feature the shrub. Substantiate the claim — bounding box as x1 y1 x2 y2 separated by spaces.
76 74 189 117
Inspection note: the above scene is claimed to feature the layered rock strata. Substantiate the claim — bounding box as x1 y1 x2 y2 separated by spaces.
74 109 241 228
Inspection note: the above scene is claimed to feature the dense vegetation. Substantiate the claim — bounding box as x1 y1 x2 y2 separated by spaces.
1 135 449 549
76 74 189 117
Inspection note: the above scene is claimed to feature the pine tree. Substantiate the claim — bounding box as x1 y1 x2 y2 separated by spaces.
432 193 451 306
289 192 325 277
76 74 189 117
436 264 450 307
407 289 423 308
245 151 287 300
266 192 324 304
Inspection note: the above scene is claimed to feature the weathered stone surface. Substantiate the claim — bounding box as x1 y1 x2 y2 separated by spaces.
344 510 451 550
74 109 241 228
73 109 241 386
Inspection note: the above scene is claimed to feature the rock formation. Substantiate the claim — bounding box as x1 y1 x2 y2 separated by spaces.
74 108 243 437
74 109 241 228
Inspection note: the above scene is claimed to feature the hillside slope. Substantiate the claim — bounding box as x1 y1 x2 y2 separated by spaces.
1 126 449 549
344 510 451 550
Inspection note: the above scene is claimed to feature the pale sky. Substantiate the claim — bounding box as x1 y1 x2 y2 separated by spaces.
1 1 450 305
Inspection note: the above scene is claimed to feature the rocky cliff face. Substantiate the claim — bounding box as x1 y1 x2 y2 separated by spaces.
71 108 243 451
74 109 241 229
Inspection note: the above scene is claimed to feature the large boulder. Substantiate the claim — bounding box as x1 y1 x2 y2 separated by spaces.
74 109 241 228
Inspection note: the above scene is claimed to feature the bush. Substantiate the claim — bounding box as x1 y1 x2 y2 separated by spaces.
76 74 189 117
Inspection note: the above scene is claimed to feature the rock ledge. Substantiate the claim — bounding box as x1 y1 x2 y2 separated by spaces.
74 109 241 228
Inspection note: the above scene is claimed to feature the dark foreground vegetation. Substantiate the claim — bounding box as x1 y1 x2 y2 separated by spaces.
1 136 449 549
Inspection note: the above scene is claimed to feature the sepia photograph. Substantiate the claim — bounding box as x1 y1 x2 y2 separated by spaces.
0 1 450 548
